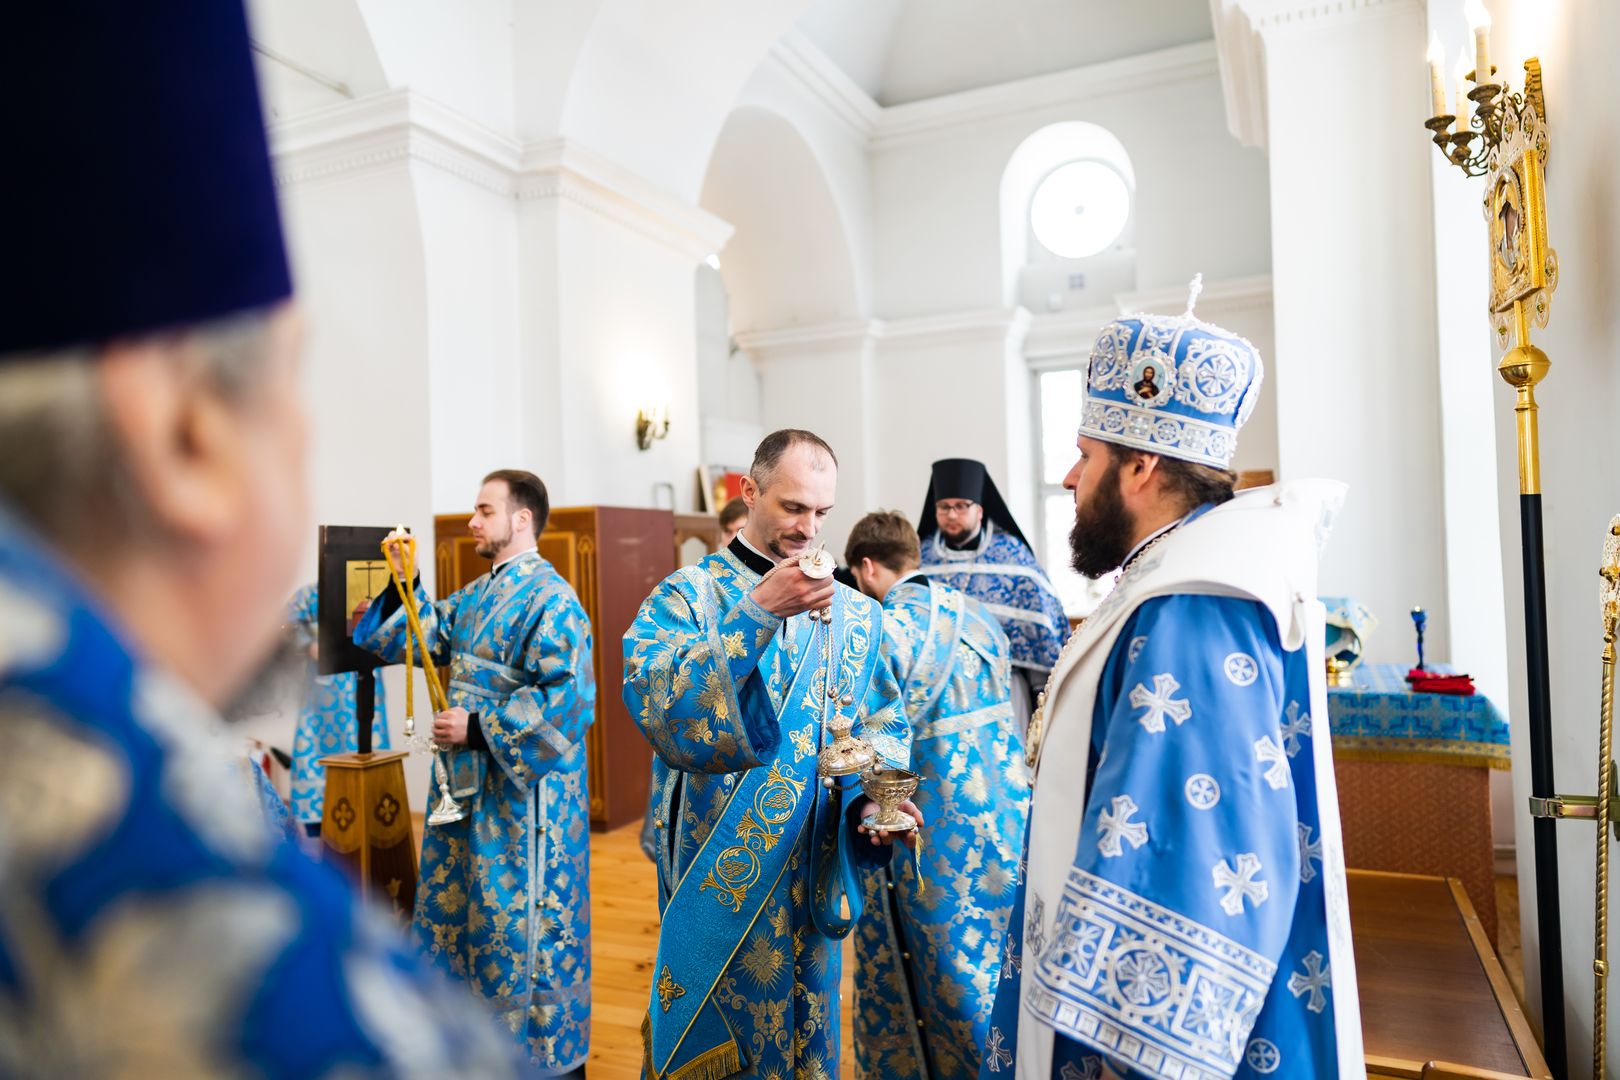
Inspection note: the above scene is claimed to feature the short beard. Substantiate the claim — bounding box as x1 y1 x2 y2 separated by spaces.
475 525 511 559
1069 457 1136 579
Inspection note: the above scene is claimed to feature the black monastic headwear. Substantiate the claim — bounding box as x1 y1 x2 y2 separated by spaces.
917 458 1031 548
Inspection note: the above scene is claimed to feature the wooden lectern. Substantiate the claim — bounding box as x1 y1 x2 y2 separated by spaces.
314 524 418 920
435 506 677 830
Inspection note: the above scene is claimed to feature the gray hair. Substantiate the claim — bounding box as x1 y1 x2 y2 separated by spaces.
749 428 837 492
0 310 273 545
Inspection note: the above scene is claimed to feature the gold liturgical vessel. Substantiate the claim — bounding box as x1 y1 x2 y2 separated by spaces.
859 768 921 833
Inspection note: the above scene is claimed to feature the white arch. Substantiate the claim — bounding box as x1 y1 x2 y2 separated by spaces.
999 121 1136 306
699 105 862 333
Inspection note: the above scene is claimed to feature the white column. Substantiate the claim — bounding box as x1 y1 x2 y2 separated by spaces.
1215 0 1452 665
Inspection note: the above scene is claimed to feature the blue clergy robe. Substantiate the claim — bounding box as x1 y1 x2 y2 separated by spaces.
624 538 911 1080
287 582 390 825
354 549 595 1075
993 485 1360 1079
0 499 519 1076
855 573 1031 1080
920 523 1069 682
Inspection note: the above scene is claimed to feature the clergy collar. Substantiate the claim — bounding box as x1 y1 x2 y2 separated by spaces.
943 527 983 552
490 548 535 578
895 568 930 588
728 533 775 577
1118 503 1217 570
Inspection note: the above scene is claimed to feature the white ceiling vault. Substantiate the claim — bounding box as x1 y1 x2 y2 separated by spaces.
794 0 1215 106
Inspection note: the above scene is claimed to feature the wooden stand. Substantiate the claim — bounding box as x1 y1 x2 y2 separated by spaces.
319 750 417 919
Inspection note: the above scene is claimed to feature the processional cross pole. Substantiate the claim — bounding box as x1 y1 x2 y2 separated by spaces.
1424 20 1570 1075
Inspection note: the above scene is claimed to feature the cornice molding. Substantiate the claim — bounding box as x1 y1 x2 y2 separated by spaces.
270 89 732 264
1209 0 1422 149
737 308 1033 361
1026 275 1274 364
871 42 1219 151
765 30 882 143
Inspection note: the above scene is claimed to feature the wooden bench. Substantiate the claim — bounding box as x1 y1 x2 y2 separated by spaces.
1350 869 1551 1079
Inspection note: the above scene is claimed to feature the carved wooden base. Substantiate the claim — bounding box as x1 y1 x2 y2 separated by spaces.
318 750 417 919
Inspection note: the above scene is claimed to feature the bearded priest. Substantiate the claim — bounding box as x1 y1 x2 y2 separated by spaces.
980 282 1362 1080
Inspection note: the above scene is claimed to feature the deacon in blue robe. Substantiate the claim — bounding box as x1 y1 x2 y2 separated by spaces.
982 300 1359 1079
918 459 1069 725
355 519 595 1075
287 582 390 828
845 511 1032 1080
624 431 911 1080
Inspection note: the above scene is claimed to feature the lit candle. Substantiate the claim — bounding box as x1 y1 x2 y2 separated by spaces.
1454 53 1473 132
1465 0 1493 86
1427 35 1448 118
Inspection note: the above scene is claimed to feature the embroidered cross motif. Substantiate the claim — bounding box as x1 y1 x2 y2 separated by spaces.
1287 950 1331 1013
1253 735 1290 789
1223 652 1258 686
1001 936 1021 978
1027 895 1047 960
1184 773 1221 810
1298 823 1324 883
1245 1039 1281 1073
1281 700 1312 757
1096 794 1149 858
1127 635 1149 663
984 1026 1013 1072
1059 1059 1103 1080
1128 673 1192 734
656 965 685 1013
1212 853 1269 915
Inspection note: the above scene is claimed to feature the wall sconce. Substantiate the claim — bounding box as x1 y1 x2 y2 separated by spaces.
636 403 670 450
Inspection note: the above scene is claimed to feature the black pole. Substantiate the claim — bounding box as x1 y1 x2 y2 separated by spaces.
356 668 375 757
1522 493 1567 1077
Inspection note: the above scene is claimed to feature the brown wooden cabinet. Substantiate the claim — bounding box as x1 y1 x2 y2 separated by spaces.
433 506 675 830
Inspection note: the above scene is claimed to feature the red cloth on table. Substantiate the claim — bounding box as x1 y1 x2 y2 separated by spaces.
1405 668 1475 695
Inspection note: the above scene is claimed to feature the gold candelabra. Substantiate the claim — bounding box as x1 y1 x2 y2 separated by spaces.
1423 14 1570 1074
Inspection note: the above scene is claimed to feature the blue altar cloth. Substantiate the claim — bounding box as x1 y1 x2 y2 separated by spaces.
1327 663 1510 768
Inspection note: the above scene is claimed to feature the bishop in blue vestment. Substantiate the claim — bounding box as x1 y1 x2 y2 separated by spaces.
355 470 595 1075
846 511 1032 1080
982 289 1361 1079
625 430 912 1080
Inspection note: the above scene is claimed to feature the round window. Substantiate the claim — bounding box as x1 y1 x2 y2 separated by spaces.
1029 160 1131 259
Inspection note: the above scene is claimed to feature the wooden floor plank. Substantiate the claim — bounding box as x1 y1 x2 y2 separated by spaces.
585 821 855 1077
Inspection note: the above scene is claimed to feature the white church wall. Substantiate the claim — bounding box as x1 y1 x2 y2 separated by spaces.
1255 4 1451 668
869 43 1272 322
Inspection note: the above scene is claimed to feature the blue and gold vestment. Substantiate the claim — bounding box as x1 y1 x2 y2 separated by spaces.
287 582 390 825
920 524 1068 678
624 540 910 1080
0 499 519 1077
355 549 595 1074
855 573 1030 1080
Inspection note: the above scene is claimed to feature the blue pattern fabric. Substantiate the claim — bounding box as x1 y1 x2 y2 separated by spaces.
854 576 1031 1079
1328 662 1509 766
354 551 596 1075
623 546 910 1079
919 524 1069 674
0 499 518 1076
1077 303 1263 469
286 583 390 824
982 595 1343 1079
